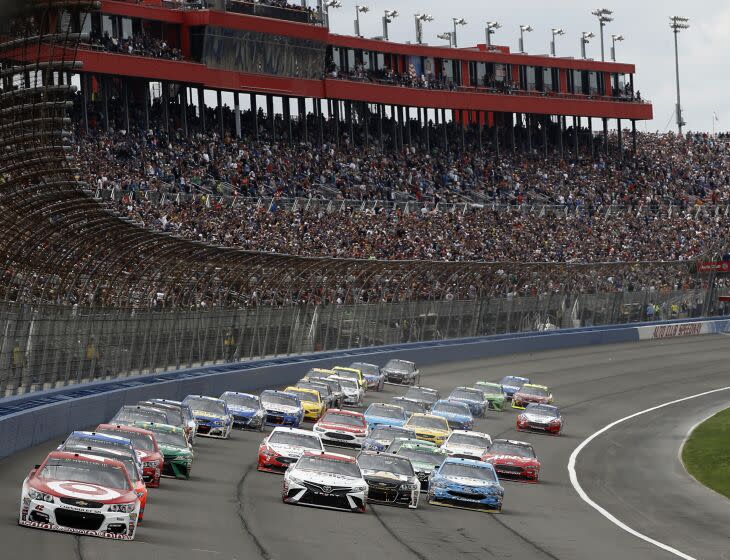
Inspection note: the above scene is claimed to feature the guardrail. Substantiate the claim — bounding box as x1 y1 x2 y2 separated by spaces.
1 316 727 460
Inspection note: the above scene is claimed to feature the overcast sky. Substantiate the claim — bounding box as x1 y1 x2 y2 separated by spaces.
327 0 727 134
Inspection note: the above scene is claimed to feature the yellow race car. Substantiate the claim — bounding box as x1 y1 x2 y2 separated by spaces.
284 387 326 421
512 384 554 410
405 413 452 445
332 366 367 391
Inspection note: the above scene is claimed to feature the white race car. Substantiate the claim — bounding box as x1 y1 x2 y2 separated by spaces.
440 430 493 459
328 376 364 407
258 427 325 473
282 452 368 512
19 451 141 540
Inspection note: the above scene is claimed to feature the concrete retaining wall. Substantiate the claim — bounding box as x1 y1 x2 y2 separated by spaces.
1 316 727 460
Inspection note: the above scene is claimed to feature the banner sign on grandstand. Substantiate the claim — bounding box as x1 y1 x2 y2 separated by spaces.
636 321 711 340
697 261 730 274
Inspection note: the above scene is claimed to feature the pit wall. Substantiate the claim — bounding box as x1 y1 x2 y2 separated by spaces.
1 317 728 460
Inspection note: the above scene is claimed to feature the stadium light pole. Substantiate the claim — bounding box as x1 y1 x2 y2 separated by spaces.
591 9 613 61
581 31 595 59
551 28 565 56
437 32 454 48
382 10 398 41
670 16 689 134
452 18 467 48
485 21 501 49
610 34 624 61
354 5 369 37
519 25 533 53
323 0 341 26
414 13 434 44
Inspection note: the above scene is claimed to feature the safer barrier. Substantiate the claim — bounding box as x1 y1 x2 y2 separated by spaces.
1 317 727 461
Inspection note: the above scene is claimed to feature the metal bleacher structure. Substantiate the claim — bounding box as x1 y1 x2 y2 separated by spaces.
0 0 722 397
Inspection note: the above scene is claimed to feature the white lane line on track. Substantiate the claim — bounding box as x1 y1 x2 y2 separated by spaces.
568 386 730 560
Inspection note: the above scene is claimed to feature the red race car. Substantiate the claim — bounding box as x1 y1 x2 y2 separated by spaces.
482 439 541 483
19 451 141 540
258 427 325 473
511 384 553 410
516 404 563 436
96 424 164 488
313 409 368 448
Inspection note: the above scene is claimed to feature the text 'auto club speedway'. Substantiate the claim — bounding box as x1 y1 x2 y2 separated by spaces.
1 336 729 560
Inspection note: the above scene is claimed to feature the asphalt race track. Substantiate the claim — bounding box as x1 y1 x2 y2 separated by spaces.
1 336 728 560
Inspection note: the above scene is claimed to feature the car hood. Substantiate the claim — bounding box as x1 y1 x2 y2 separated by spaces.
293 471 363 487
366 415 406 424
362 470 412 483
316 422 365 433
522 412 557 422
192 411 228 422
445 443 489 456
450 397 481 405
268 443 317 458
228 406 259 416
409 460 441 471
434 412 471 422
439 475 499 488
484 454 535 465
158 444 192 457
29 478 139 504
263 404 300 414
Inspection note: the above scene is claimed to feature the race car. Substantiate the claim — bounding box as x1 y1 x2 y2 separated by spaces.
258 427 325 473
431 400 474 430
472 382 507 411
357 451 420 508
516 403 563 435
220 391 266 431
183 395 233 438
482 439 541 483
328 375 364 407
394 441 447 490
512 384 554 410
304 376 345 408
447 387 488 418
60 446 148 522
331 367 367 391
499 376 530 400
362 426 416 452
348 362 385 391
59 431 138 460
401 386 440 411
284 386 326 421
149 399 197 443
386 437 437 454
405 413 452 446
296 380 336 409
313 409 368 448
95 424 164 488
260 390 304 427
390 397 428 418
441 430 493 459
138 400 194 443
134 422 193 479
111 405 169 427
428 457 504 513
364 403 408 429
382 359 420 385
282 452 368 513
19 451 141 540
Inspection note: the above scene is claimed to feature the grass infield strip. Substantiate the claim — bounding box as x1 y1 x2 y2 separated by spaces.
682 407 730 499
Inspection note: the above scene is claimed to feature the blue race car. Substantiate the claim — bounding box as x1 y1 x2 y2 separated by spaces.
428 457 504 513
362 425 416 452
431 400 474 431
349 362 385 391
260 389 304 428
364 403 408 429
447 387 487 418
220 391 266 431
183 395 233 439
499 376 530 399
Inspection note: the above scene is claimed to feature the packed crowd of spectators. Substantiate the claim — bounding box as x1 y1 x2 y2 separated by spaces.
89 31 183 60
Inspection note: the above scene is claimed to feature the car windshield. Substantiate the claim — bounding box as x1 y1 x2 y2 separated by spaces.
476 383 502 393
385 360 414 373
450 389 482 401
322 412 365 427
150 408 183 426
63 435 130 453
440 463 497 482
114 409 168 425
350 363 379 375
96 430 155 452
404 388 438 403
501 376 528 387
392 399 426 414
223 394 259 409
448 433 489 447
294 456 361 478
300 382 328 394
268 431 321 449
433 402 471 415
336 378 359 391
64 449 139 483
358 454 414 476
261 393 299 407
291 390 318 403
367 404 404 419
526 404 558 416
369 427 412 441
150 430 188 448
408 416 449 430
335 370 359 381
186 398 226 415
520 386 549 397
40 457 130 490
488 443 535 458
397 448 444 467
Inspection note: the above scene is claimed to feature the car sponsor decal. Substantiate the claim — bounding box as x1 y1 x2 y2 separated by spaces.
18 520 133 540
46 481 122 500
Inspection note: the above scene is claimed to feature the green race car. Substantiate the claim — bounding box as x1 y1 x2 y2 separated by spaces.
473 382 507 411
134 422 194 479
395 441 447 491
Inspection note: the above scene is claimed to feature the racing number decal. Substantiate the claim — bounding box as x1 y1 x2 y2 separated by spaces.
46 481 122 501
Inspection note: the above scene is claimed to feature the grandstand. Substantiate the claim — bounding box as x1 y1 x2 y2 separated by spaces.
0 0 725 397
